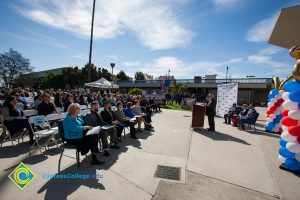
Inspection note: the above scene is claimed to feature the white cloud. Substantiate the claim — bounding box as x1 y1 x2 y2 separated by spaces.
246 14 278 43
258 46 283 56
247 54 285 68
70 54 86 60
123 61 140 67
5 32 68 49
138 56 243 78
17 0 193 50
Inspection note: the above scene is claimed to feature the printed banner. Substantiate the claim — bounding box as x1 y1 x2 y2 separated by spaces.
160 80 171 94
216 83 238 117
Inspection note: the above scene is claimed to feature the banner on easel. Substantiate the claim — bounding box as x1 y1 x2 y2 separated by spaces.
216 83 238 117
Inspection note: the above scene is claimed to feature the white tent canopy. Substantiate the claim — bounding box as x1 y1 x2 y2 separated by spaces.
84 78 119 88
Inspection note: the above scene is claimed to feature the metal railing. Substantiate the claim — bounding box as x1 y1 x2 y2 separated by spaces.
117 78 272 86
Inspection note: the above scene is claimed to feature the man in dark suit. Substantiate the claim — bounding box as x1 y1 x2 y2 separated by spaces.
38 93 56 116
205 93 216 131
84 102 118 156
101 101 121 145
239 103 257 130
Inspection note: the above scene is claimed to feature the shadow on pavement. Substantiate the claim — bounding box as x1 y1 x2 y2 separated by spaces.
36 129 154 199
194 129 251 145
37 157 105 200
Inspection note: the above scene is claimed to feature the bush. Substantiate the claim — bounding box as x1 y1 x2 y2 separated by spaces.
128 88 143 95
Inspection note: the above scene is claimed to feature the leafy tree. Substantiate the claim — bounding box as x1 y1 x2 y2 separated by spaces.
82 63 98 83
0 48 33 87
145 73 154 80
62 67 82 88
128 87 143 95
116 70 131 81
135 71 146 80
40 72 64 89
98 67 112 81
171 83 186 93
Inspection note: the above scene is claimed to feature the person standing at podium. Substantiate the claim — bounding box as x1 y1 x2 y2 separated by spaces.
205 93 216 131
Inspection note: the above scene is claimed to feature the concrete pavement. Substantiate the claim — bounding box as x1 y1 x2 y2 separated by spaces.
0 108 299 200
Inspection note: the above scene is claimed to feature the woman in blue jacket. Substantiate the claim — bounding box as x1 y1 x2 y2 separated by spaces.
63 103 104 165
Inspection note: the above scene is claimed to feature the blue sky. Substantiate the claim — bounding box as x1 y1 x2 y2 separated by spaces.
0 0 299 79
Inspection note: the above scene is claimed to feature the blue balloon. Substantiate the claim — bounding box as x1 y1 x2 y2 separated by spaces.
285 158 300 170
273 118 280 123
279 147 295 158
284 81 300 92
271 89 279 95
279 139 288 147
289 91 300 102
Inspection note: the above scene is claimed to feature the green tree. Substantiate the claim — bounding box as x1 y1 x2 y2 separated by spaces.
135 71 146 80
128 88 143 95
116 70 131 81
145 73 154 80
40 72 64 89
0 48 33 87
62 67 82 88
98 67 112 81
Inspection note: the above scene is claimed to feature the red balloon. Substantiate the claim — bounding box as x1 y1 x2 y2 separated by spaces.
281 109 289 117
279 128 283 133
274 102 280 107
288 126 300 137
278 98 284 104
270 106 276 112
282 116 298 127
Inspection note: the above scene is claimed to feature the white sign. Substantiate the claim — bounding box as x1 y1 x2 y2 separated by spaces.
216 83 238 117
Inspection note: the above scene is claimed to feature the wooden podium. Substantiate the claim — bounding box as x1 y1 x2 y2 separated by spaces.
191 104 205 128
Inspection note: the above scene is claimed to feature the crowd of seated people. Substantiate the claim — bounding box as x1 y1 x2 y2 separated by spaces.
0 87 161 165
223 103 258 131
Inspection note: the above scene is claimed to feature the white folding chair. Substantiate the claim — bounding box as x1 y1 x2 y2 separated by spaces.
80 109 90 116
55 107 64 113
46 113 62 134
24 110 38 117
28 115 58 154
60 113 67 119
80 105 88 110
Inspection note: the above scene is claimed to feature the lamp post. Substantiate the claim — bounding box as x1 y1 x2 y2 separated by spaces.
110 63 115 91
88 0 96 83
226 66 229 83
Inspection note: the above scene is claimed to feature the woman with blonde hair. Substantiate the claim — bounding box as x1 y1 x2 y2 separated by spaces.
63 103 104 165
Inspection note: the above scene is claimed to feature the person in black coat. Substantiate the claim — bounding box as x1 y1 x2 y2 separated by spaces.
205 93 216 131
63 93 73 112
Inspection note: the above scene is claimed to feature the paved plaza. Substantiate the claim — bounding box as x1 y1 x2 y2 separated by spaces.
0 109 300 200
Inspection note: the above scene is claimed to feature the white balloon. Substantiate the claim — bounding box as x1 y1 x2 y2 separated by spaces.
288 110 300 120
296 153 300 162
270 114 276 119
273 127 279 132
279 90 285 95
267 102 273 107
277 106 284 112
282 100 299 110
266 122 270 126
275 123 282 128
282 92 290 100
266 118 273 123
281 131 297 142
270 98 276 103
274 110 281 115
286 142 300 153
278 155 287 163
282 125 289 132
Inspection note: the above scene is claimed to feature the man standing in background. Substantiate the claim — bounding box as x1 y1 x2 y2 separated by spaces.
206 93 216 132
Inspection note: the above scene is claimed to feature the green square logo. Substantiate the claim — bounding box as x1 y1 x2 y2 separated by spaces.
8 162 36 190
